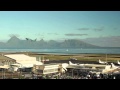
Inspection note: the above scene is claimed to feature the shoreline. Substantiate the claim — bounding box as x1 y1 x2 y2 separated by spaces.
0 51 120 55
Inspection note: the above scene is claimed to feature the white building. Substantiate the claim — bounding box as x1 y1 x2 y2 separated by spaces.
32 63 60 75
4 54 43 71
32 63 69 75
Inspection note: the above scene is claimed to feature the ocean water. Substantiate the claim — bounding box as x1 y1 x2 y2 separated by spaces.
0 48 120 54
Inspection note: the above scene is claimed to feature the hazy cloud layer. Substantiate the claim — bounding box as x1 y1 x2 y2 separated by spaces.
113 27 118 30
65 34 88 36
77 27 104 31
93 27 104 31
78 28 90 30
35 33 45 36
47 33 59 35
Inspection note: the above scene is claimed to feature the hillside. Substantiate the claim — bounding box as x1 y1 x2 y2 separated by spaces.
0 36 100 49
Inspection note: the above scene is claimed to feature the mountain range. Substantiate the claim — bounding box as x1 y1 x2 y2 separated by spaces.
0 36 100 49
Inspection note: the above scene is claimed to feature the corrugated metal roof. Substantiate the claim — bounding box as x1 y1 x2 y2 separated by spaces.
4 54 36 61
4 54 43 66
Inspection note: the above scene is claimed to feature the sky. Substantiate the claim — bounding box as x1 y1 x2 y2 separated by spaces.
0 11 120 43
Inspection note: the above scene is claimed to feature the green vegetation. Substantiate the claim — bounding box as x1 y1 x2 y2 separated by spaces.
0 52 120 62
29 53 120 62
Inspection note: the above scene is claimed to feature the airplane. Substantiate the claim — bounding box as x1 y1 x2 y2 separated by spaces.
70 57 77 60
101 63 119 74
110 63 119 69
9 62 43 71
45 59 49 61
98 59 108 64
117 60 120 65
69 61 84 66
69 61 78 65
25 38 37 41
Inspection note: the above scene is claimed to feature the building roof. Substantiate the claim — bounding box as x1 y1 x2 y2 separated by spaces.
4 54 36 61
40 63 60 66
4 54 43 65
0 55 16 62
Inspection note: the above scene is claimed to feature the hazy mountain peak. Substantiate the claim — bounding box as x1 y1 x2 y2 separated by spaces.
7 36 20 43
0 37 100 49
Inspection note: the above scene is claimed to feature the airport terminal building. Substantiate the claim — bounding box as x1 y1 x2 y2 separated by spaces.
32 63 68 75
3 54 43 71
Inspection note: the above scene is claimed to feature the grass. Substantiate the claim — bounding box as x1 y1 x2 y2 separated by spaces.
28 53 120 62
0 52 120 62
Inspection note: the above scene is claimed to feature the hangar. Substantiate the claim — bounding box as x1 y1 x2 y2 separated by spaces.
4 54 43 71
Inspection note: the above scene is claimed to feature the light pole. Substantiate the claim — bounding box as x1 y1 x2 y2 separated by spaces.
19 64 23 79
106 54 107 65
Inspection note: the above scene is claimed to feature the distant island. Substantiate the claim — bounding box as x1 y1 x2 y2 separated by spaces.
0 36 100 49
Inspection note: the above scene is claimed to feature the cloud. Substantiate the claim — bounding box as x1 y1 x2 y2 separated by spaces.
47 33 59 35
54 33 59 35
77 27 104 31
65 33 88 36
93 28 103 31
78 28 90 30
93 27 104 31
85 36 120 39
113 27 118 30
34 33 42 36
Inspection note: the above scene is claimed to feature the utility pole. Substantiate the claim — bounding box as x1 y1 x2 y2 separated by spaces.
39 56 41 62
106 54 107 65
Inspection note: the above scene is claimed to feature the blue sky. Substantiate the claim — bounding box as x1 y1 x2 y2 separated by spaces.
0 11 120 42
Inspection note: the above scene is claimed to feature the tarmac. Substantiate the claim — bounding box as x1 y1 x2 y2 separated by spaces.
44 60 99 64
44 60 119 66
